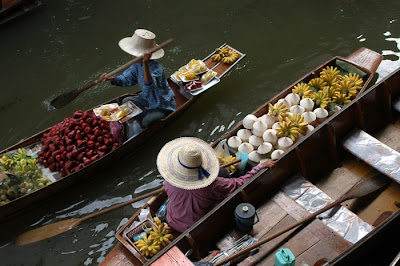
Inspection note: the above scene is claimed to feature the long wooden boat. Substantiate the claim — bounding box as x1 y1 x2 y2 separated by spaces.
100 47 392 265
0 44 246 219
0 0 41 25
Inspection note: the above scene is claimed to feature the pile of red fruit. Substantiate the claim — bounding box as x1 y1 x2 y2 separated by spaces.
37 110 121 177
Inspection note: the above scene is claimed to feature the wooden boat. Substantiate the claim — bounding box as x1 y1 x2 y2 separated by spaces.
0 44 246 219
0 0 41 25
100 47 395 265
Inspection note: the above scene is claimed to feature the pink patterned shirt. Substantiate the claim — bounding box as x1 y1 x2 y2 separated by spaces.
164 164 264 232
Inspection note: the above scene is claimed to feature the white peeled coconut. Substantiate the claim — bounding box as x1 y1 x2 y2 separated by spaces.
277 98 292 109
249 135 263 148
243 114 258 129
300 98 314 112
314 108 329 123
260 158 269 164
252 120 268 137
302 111 316 126
227 136 242 150
272 122 281 130
335 105 342 113
263 129 278 145
238 142 254 154
248 151 261 163
305 124 314 134
258 114 276 128
277 137 293 152
237 129 252 142
271 149 284 160
290 105 305 115
285 93 300 105
258 142 273 157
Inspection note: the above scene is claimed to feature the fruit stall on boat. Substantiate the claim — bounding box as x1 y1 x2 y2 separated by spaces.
0 44 246 219
99 47 398 266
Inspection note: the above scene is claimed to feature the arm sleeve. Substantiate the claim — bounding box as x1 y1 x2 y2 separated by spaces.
209 164 264 201
111 65 138 87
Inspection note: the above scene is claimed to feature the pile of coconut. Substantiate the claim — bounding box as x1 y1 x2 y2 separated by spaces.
227 93 316 164
227 66 364 164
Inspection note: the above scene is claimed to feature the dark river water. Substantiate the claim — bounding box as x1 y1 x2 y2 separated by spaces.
0 0 399 265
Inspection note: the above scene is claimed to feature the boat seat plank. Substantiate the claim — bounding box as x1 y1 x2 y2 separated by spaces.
374 123 400 152
252 200 287 240
314 166 361 201
343 129 400 184
272 191 352 252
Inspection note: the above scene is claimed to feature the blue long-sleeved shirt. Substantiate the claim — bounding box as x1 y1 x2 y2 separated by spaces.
112 60 177 112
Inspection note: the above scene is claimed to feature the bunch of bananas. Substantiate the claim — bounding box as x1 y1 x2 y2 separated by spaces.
211 46 239 64
149 224 174 247
134 234 161 258
217 153 238 173
310 90 331 109
275 121 300 142
268 102 288 122
134 219 174 258
285 113 308 135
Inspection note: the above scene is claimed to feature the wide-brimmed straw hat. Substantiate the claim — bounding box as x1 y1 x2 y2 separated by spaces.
157 137 220 190
118 29 164 59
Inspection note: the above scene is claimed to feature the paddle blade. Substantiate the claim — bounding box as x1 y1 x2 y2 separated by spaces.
344 173 388 200
50 90 80 109
15 218 82 245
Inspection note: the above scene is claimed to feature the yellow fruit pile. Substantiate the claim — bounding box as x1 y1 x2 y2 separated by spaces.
217 153 238 173
295 66 364 110
211 46 239 64
133 217 174 258
0 148 50 205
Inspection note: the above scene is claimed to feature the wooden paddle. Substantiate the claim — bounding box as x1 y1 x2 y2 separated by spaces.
15 159 239 245
214 174 388 266
50 38 173 109
15 187 165 245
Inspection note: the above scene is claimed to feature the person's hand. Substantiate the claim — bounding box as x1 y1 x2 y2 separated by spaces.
261 159 277 169
142 50 152 63
99 73 115 82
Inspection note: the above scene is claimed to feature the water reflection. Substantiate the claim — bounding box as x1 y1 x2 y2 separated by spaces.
377 32 400 81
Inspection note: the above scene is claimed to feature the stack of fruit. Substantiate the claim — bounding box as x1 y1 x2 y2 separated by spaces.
37 110 121 177
227 65 364 163
210 46 240 64
0 148 50 205
133 216 174 258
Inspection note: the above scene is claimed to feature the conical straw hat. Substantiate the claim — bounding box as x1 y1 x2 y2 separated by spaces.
157 137 220 190
118 29 164 59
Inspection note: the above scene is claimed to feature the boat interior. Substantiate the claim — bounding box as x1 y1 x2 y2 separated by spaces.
146 68 400 265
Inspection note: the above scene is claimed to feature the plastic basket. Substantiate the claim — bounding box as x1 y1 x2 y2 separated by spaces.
123 218 158 262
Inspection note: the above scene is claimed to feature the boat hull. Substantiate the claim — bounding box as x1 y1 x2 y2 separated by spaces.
101 47 388 265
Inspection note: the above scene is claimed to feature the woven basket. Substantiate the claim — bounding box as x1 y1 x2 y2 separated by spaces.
123 218 158 262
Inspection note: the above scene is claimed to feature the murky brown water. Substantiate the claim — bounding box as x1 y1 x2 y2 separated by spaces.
0 0 400 265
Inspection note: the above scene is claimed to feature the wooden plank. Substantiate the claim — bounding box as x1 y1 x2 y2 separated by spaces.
252 200 287 240
99 243 140 266
151 246 194 266
238 215 302 266
374 123 400 152
295 240 340 266
272 191 352 253
256 226 320 266
315 166 361 200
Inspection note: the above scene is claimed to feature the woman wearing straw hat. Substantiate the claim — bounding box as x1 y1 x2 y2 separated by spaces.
156 137 276 233
100 29 176 128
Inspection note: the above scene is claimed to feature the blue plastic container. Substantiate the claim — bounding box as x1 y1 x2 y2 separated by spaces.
274 248 295 266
